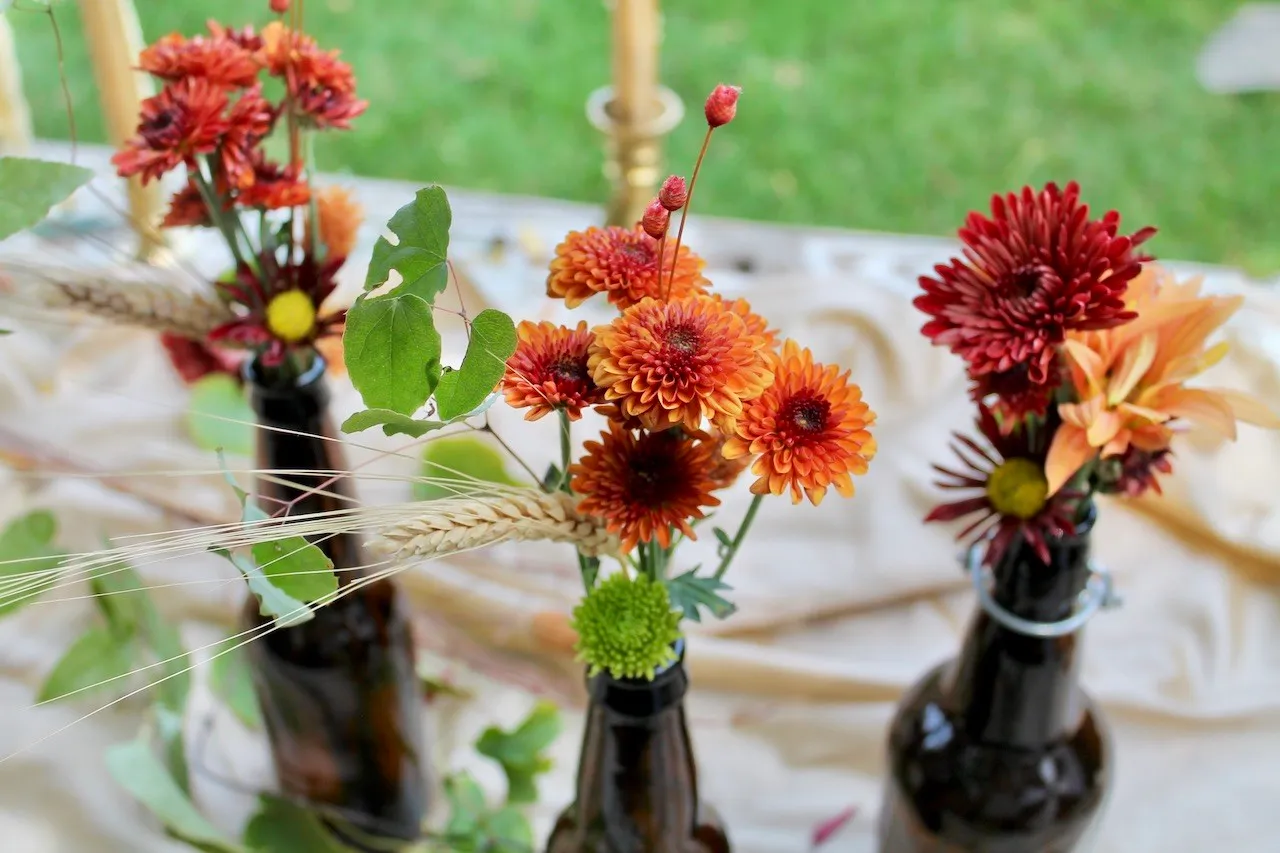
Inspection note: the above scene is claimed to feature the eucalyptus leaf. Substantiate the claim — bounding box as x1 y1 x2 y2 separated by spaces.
343 292 442 415
0 157 93 241
483 805 535 850
474 701 561 804
250 536 336 603
0 510 63 616
434 309 517 421
243 795 349 853
105 738 245 853
442 773 488 838
37 626 136 704
365 186 452 302
186 375 254 456
155 704 191 795
209 638 262 730
415 434 525 501
665 569 737 623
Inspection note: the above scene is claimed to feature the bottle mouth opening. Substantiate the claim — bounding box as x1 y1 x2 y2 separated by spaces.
244 352 328 395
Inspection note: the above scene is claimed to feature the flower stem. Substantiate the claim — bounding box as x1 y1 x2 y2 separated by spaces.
476 419 541 486
192 167 247 268
557 409 573 492
713 493 763 580
664 127 713 299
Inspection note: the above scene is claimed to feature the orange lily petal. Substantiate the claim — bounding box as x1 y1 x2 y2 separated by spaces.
1161 387 1238 440
1213 388 1280 430
1063 340 1106 397
1046 424 1094 495
1086 408 1123 448
1107 331 1157 405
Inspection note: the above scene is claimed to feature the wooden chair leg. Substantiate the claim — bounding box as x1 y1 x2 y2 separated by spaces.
0 16 33 155
76 0 166 262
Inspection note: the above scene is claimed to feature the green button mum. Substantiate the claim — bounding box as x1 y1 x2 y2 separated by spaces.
571 572 683 681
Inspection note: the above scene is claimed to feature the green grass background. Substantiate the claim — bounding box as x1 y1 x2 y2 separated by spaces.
8 1 1279 272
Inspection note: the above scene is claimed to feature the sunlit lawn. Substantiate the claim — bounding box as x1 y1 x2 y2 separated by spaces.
9 0 1280 272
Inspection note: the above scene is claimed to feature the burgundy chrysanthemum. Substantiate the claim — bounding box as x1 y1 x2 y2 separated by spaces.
916 182 1155 417
161 180 212 228
160 333 243 384
111 79 230 184
501 321 604 421
1097 445 1174 498
209 253 345 366
926 403 1082 566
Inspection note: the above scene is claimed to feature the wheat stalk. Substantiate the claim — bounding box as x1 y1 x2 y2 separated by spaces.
372 489 618 560
0 257 233 339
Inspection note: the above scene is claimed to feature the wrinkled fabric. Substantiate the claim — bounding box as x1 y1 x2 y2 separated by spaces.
1 173 1279 853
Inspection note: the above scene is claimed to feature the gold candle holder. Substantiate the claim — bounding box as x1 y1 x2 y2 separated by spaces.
587 85 684 228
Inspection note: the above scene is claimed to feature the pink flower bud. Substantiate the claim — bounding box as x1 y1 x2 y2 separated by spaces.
270 0 291 13
659 175 688 211
641 199 669 239
704 84 741 128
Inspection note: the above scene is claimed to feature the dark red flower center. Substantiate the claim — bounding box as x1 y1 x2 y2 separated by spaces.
625 443 683 508
146 109 178 133
781 393 830 438
549 357 589 384
1004 264 1049 297
665 324 699 354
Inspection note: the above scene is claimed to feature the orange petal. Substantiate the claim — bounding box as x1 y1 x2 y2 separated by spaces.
1046 424 1094 495
1063 340 1106 396
1161 388 1238 440
1085 408 1123 448
1107 332 1157 405
1213 388 1280 430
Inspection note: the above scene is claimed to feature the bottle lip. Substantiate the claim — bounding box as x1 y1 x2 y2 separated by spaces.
587 640 688 717
243 352 328 397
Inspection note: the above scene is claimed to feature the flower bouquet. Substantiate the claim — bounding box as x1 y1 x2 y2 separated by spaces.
878 182 1279 852
106 5 432 846
337 85 878 851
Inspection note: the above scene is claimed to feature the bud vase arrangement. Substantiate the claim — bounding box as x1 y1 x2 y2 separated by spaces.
878 182 1280 852
335 84 879 852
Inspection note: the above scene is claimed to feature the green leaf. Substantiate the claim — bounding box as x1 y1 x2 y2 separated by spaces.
474 701 562 804
665 569 737 623
0 157 94 241
105 738 245 853
365 186 452 302
154 704 191 796
341 408 447 438
484 805 535 850
343 292 442 415
186 375 254 456
415 434 525 501
243 795 349 853
712 527 733 551
434 309 517 421
0 510 63 616
224 551 313 627
209 638 262 730
250 536 336 604
37 626 137 703
0 329 11 336
442 773 488 839
88 560 192 713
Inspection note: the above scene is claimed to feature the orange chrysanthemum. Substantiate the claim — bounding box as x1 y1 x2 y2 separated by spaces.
703 430 752 490
547 225 709 310
139 31 262 88
589 295 774 434
316 186 363 259
724 340 877 505
260 22 366 130
711 293 778 350
571 425 720 552
220 85 276 189
112 78 230 184
161 180 211 228
502 321 604 421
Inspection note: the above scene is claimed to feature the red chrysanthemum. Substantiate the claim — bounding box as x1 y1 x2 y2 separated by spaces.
589 295 773 434
723 340 876 505
161 180 212 228
160 332 243 384
967 363 1059 426
925 403 1082 565
206 21 264 52
111 78 230 184
501 321 604 422
571 425 721 553
209 253 345 367
261 22 366 130
219 85 276 189
547 225 709 310
236 153 310 209
915 181 1156 408
138 31 262 88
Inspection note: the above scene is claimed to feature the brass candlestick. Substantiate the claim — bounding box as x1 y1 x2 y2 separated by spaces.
587 85 684 227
